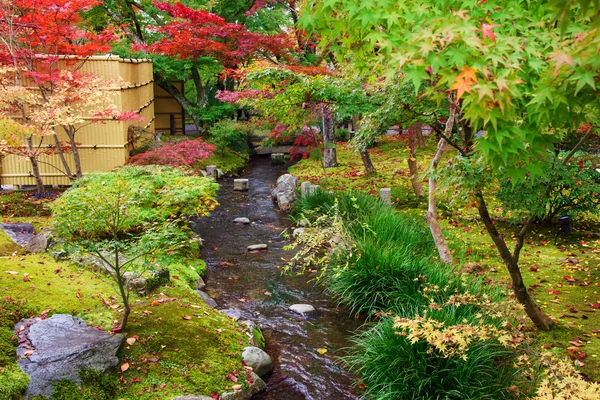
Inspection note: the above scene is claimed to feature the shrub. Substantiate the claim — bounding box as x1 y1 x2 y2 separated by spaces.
127 137 215 167
348 317 521 400
206 120 252 153
497 152 600 223
51 165 218 330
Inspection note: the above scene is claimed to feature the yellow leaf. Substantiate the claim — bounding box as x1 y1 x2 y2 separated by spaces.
316 348 327 355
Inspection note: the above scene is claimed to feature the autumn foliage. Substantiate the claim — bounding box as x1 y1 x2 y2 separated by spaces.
138 1 293 67
127 138 216 168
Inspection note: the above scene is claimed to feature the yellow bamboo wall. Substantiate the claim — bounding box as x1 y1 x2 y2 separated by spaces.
154 81 185 134
1 56 155 187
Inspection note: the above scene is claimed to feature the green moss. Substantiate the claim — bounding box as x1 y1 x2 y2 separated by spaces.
252 327 265 349
116 283 252 399
0 363 30 399
50 369 118 400
0 253 118 329
0 230 24 257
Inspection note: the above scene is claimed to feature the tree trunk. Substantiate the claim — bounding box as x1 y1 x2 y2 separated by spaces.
425 138 454 264
360 148 376 174
474 190 554 330
66 128 83 179
52 133 73 178
26 136 44 193
407 123 425 198
156 77 201 130
322 106 337 168
191 68 207 108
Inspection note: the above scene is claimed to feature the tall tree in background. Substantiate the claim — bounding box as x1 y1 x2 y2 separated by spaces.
99 0 294 131
302 0 599 330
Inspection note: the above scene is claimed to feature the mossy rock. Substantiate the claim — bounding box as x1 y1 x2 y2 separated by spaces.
0 230 23 256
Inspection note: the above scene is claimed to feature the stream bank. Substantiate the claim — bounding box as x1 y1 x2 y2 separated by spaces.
192 156 361 400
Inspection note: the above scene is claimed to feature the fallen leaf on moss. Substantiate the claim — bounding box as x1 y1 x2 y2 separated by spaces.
121 363 130 372
182 315 192 320
126 337 136 346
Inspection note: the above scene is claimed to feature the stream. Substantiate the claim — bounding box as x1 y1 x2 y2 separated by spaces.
191 156 361 400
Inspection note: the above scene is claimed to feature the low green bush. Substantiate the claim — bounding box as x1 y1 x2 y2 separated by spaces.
206 120 252 154
348 317 521 400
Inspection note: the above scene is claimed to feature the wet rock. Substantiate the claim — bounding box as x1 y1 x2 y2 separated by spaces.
220 308 242 321
195 276 206 291
265 376 311 399
289 304 315 315
196 290 218 308
247 244 267 251
242 347 272 377
271 174 298 211
234 179 249 191
234 217 251 224
16 314 123 399
292 228 305 239
26 233 47 253
221 373 266 400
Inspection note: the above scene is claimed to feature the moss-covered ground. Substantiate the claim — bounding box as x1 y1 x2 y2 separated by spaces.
0 191 252 399
290 135 600 380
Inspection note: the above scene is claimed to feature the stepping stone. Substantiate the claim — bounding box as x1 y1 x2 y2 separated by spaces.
234 179 249 191
247 244 267 251
289 304 315 315
233 217 251 224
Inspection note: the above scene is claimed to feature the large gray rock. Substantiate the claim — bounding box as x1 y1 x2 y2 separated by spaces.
16 314 123 399
220 308 243 321
271 174 298 211
221 373 266 400
26 233 47 253
0 222 35 246
242 347 272 377
196 290 218 308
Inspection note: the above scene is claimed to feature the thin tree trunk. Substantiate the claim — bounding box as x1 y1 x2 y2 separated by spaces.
26 136 44 193
64 127 82 179
191 68 206 108
426 138 454 264
475 190 554 330
156 78 201 130
51 133 73 178
407 123 425 198
322 106 337 168
360 148 376 174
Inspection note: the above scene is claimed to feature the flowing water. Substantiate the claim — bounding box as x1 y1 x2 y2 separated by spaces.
191 157 361 400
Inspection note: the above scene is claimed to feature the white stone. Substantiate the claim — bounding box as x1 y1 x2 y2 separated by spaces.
289 304 315 315
247 244 267 251
234 179 249 191
242 347 273 377
233 217 251 224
